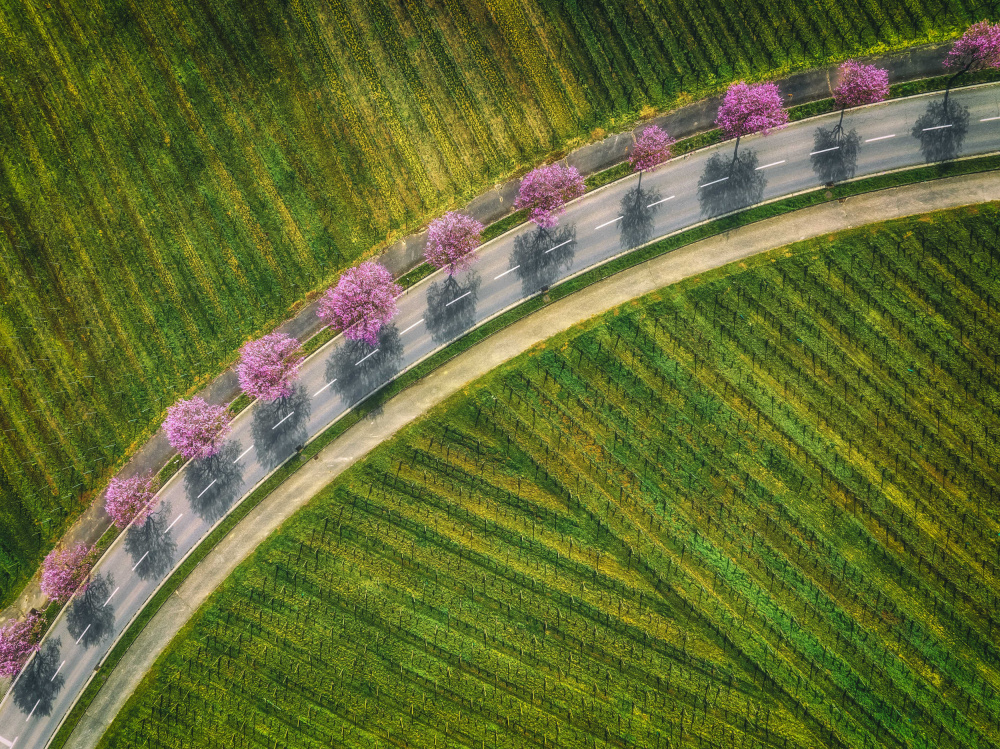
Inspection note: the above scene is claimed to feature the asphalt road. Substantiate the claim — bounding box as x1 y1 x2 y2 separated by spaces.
1 83 999 749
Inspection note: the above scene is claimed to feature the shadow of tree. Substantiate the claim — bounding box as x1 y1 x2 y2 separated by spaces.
124 508 178 581
810 126 861 184
324 324 405 409
184 442 245 524
424 272 482 345
251 385 312 471
66 573 116 649
510 225 576 296
619 185 663 251
697 151 766 218
912 98 970 163
12 638 64 717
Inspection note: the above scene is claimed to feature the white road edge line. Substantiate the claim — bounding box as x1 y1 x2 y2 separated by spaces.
699 177 729 189
810 146 840 155
197 479 217 498
74 624 92 646
593 216 623 230
865 134 895 142
922 124 953 131
982 116 1000 122
234 445 254 463
544 239 572 254
495 266 519 280
646 195 675 208
400 319 423 335
355 349 379 366
102 587 120 607
50 660 65 681
164 515 183 533
755 160 786 171
445 291 472 306
272 411 295 428
312 380 336 397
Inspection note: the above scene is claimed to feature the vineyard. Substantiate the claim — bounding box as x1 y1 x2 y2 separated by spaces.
100 204 1000 749
0 0 996 605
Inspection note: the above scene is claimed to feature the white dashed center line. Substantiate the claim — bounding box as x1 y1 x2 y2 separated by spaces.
810 146 840 155
164 515 183 533
445 291 472 307
313 380 336 397
646 195 675 208
982 116 1000 122
26 700 40 721
495 266 519 280
594 216 623 230
865 134 895 143
922 124 953 131
699 176 729 189
74 624 92 645
544 239 573 254
400 319 423 335
51 660 65 681
755 160 786 171
354 350 379 366
102 586 119 607
272 411 295 428
234 445 254 463
197 479 217 498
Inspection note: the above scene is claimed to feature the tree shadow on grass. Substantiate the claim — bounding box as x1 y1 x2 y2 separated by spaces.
324 324 405 411
510 225 576 297
912 98 970 163
124 508 177 581
424 272 482 345
810 126 861 184
184 442 245 524
619 185 663 251
66 573 116 649
697 151 766 218
251 385 311 471
12 638 64 717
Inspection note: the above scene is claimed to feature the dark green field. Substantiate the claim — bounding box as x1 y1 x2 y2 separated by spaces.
99 204 1000 749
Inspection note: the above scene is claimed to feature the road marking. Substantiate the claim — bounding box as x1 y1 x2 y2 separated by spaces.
922 124 952 131
0 734 18 747
131 551 149 572
355 349 380 365
810 146 840 155
51 660 65 681
699 176 729 189
165 514 183 533
25 700 39 722
865 134 895 142
593 216 623 230
544 239 573 254
312 380 336 397
982 116 1000 122
102 587 119 607
400 319 423 335
755 160 786 171
495 266 519 280
197 479 217 498
445 291 472 307
646 195 675 208
74 624 91 645
272 411 296 428
234 445 254 463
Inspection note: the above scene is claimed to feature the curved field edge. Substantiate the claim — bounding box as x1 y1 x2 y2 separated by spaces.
99 201 1000 749
1 0 996 605
48 157 1000 749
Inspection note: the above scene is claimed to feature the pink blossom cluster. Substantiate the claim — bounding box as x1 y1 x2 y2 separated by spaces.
317 261 401 346
237 332 303 401
164 397 231 460
629 125 674 172
715 81 789 140
424 212 485 276
833 61 889 109
105 472 157 528
945 21 1000 73
0 612 44 677
40 543 95 603
514 164 586 229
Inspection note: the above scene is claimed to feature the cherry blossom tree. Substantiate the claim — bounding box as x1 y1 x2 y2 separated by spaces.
514 164 586 229
237 332 303 401
832 60 889 129
0 612 44 678
424 212 485 276
944 21 1000 102
105 472 158 528
317 261 402 346
629 125 674 192
715 81 789 161
164 397 231 460
40 543 95 603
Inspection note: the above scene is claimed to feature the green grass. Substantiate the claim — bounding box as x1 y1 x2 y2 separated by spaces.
0 0 993 607
98 203 1000 749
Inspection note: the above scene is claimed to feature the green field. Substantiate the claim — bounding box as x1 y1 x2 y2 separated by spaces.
0 0 996 606
99 204 1000 749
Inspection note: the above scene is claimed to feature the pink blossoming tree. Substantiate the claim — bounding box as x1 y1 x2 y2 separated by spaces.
40 543 95 603
629 125 674 192
105 472 158 528
317 261 401 346
832 61 889 128
514 164 586 229
944 21 1000 102
424 212 485 276
164 397 231 461
237 332 303 401
715 81 789 160
0 612 44 678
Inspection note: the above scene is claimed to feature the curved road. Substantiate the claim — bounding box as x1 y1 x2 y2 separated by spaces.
2 84 999 749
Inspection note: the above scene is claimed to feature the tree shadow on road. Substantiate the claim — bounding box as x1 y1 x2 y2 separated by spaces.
66 573 116 649
251 385 311 471
425 272 482 345
810 126 861 184
697 151 766 219
912 98 969 163
510 225 576 297
12 638 64 717
124 507 178 581
619 185 663 251
324 324 405 410
184 442 245 524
